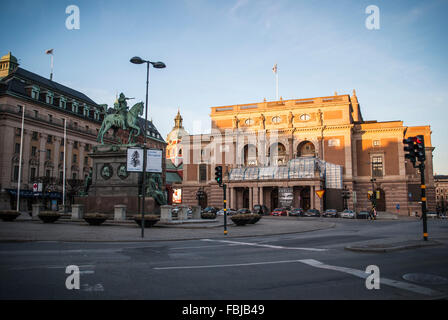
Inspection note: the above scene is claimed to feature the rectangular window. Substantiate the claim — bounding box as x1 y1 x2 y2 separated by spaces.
372 156 383 177
45 169 51 178
34 110 38 118
31 146 37 156
73 154 77 163
74 141 78 149
32 131 38 140
17 105 23 114
72 172 77 179
47 135 52 143
46 149 51 160
13 166 19 182
15 143 20 154
84 156 88 166
48 114 53 123
30 167 36 181
60 152 64 161
373 140 381 147
199 164 207 182
15 128 21 136
59 171 63 181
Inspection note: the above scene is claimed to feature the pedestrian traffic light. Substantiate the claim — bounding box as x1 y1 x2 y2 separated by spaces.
403 137 417 167
215 166 223 186
415 135 425 162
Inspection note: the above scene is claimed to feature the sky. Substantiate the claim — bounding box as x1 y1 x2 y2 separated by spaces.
1 0 447 173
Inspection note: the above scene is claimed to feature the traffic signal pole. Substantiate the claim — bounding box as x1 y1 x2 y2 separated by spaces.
223 183 227 235
420 163 428 241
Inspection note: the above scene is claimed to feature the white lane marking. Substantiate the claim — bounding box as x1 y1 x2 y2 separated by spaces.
201 239 328 252
169 244 240 250
299 259 444 297
154 259 302 270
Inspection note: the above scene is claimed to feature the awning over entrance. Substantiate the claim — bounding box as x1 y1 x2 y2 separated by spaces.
228 157 343 189
6 189 63 199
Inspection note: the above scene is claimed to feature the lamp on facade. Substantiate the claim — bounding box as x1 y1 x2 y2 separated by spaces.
130 56 166 238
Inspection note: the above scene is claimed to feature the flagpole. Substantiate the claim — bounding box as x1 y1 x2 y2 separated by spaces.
276 70 279 101
50 54 53 81
16 106 25 212
62 118 66 212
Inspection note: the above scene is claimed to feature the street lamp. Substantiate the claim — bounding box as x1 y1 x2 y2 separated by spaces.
130 56 166 238
370 177 377 208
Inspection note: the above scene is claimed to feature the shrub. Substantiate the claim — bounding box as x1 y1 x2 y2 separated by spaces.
247 214 262 224
0 210 20 222
230 214 253 226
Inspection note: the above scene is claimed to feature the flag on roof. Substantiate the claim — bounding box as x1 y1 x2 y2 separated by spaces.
272 63 277 74
45 49 54 54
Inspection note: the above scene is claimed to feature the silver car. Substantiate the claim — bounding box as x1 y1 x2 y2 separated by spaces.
340 209 356 219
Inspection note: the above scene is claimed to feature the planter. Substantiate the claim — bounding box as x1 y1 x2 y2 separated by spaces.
0 210 20 222
38 211 61 223
247 214 262 224
230 214 253 226
201 212 217 219
133 214 159 228
84 213 108 226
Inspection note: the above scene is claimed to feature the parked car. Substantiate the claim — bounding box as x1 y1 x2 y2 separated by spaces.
340 209 356 219
217 208 237 216
289 208 304 216
322 209 338 218
356 211 369 219
237 208 251 214
270 208 287 216
304 209 320 217
253 204 269 215
427 212 438 219
202 207 218 214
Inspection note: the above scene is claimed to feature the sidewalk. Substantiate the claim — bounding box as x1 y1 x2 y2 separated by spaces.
0 216 336 242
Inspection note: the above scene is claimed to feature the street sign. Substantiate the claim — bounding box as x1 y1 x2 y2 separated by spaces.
315 190 325 199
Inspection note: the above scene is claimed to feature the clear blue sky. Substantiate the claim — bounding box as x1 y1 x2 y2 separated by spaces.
1 0 447 173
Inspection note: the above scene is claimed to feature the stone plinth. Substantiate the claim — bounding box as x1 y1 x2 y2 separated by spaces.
178 206 188 220
74 145 162 216
32 204 44 219
160 205 173 223
192 206 201 219
71 204 84 220
114 205 127 221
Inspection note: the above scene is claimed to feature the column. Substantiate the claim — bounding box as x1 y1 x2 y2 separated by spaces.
53 136 61 177
249 187 253 210
79 142 85 177
38 133 47 178
259 187 264 206
253 187 259 205
231 187 236 209
66 140 73 179
226 185 231 210
21 130 31 183
311 185 315 209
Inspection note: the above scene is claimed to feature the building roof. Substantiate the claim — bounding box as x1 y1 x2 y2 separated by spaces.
3 67 98 105
166 171 182 184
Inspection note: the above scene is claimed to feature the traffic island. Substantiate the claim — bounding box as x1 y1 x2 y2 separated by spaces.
345 239 442 253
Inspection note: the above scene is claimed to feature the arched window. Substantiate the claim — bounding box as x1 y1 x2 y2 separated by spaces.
272 116 281 124
297 141 315 157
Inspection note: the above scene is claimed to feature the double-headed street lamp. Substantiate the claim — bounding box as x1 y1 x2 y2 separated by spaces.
130 56 166 238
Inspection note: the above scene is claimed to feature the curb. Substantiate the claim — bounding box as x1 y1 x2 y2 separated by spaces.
344 240 442 253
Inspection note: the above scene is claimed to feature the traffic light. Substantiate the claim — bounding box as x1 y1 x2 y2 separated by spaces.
403 137 417 167
215 166 223 186
415 135 425 162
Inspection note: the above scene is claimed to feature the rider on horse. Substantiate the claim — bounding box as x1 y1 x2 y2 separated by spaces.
114 93 133 130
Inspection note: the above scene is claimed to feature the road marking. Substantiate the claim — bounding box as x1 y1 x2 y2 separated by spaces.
169 244 241 250
298 259 444 297
201 239 328 252
154 259 302 270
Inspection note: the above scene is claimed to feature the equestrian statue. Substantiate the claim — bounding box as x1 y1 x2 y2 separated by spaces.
96 93 144 145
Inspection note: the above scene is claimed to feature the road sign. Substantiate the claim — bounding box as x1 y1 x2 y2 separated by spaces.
315 190 325 199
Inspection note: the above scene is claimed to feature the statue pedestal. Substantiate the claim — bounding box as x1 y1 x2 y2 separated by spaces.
75 145 164 216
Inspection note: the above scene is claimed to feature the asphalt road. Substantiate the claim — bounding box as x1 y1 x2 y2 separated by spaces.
0 218 447 300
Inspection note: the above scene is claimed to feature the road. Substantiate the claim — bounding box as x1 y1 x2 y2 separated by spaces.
0 218 447 300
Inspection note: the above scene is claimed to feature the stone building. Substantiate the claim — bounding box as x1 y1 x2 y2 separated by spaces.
179 91 435 215
0 52 165 211
435 175 448 213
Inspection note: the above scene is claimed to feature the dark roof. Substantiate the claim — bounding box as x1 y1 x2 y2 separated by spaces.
4 67 98 105
137 117 165 142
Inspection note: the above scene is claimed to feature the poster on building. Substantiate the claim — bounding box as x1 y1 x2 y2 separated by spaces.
279 187 293 208
173 188 182 204
146 149 162 173
127 148 143 172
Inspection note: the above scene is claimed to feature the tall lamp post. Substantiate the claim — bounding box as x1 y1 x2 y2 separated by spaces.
370 177 377 208
130 56 166 238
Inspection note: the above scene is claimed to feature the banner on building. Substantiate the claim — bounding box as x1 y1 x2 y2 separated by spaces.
173 188 182 204
127 148 144 172
146 149 162 173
